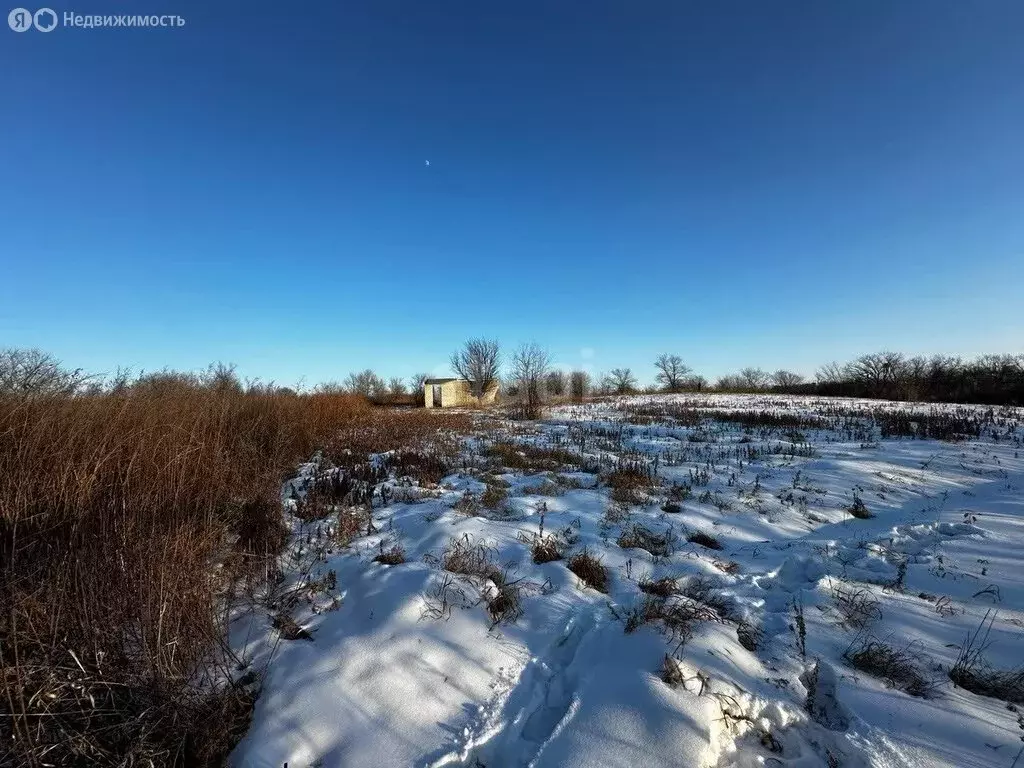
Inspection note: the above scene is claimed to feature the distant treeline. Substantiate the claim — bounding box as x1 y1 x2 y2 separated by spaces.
779 352 1024 406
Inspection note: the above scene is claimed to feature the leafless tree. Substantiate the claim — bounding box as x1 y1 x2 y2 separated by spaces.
344 369 387 398
409 372 431 406
848 351 906 396
739 367 769 390
450 338 501 402
815 361 848 384
685 374 708 392
654 354 691 392
510 343 551 419
604 368 637 395
715 374 743 391
388 377 407 396
545 369 567 397
771 370 804 388
0 348 90 397
570 370 590 402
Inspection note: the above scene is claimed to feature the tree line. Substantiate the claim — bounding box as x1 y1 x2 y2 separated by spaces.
3 346 1022 406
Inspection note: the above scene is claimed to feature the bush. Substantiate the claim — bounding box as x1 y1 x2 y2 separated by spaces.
568 549 609 593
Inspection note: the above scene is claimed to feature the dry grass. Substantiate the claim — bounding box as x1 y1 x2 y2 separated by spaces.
686 530 723 550
486 442 580 473
831 582 882 630
531 535 563 563
374 544 406 565
949 611 1024 704
568 549 610 593
618 524 675 557
638 576 678 597
0 379 468 767
843 636 936 698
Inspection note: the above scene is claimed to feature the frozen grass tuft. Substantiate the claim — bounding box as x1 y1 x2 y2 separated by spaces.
686 530 722 550
843 636 936 698
568 548 610 593
949 611 1024 704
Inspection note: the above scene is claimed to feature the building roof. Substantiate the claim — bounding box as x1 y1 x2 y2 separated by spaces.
423 377 463 384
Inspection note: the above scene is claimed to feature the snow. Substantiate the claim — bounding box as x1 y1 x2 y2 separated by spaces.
230 394 1024 767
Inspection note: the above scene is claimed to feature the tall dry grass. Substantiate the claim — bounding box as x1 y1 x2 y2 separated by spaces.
0 380 467 767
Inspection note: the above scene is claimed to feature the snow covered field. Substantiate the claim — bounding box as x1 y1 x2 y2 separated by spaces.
229 394 1024 768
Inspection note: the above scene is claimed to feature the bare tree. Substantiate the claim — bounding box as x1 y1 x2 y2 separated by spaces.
0 348 89 397
409 372 431 406
815 361 847 384
685 374 708 392
569 370 590 403
604 368 637 395
388 377 407 396
450 338 501 402
654 354 691 392
510 343 551 419
344 369 387 398
771 370 804 388
739 367 769 390
715 374 743 391
545 369 567 397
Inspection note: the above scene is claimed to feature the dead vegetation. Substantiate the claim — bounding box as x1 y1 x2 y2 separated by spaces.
568 549 610 593
620 595 720 646
617 523 675 557
843 636 936 698
0 365 468 768
847 493 874 519
639 576 679 597
686 530 723 550
486 441 580 473
374 543 407 565
831 582 882 630
949 611 1024 704
605 463 658 504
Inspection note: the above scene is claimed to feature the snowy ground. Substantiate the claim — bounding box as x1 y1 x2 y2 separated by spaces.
229 394 1024 768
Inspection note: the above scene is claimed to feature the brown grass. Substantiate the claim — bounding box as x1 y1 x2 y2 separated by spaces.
0 380 469 767
568 549 609 593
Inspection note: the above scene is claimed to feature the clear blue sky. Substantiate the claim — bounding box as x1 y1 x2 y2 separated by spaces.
2 1 1022 388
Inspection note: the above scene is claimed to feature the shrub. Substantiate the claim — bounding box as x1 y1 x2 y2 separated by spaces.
568 549 610 593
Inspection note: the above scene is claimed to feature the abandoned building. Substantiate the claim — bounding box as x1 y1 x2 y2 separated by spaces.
423 378 499 408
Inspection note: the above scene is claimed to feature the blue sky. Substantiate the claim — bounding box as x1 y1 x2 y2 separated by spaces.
2 1 1022 388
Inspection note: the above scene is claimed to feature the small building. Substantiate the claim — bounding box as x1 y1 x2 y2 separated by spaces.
423 378 498 408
